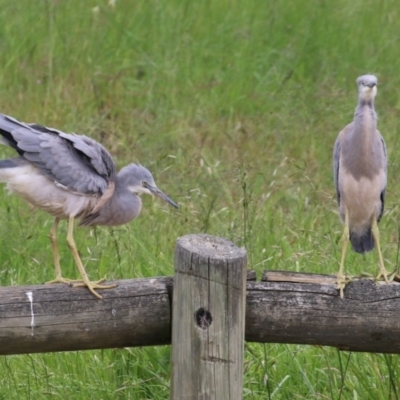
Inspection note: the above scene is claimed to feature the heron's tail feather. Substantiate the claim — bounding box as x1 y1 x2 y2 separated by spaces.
350 228 374 253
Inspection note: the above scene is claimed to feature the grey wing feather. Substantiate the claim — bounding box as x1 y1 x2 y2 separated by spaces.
378 131 387 221
0 115 25 154
0 114 116 195
58 132 116 180
333 136 341 205
379 132 388 175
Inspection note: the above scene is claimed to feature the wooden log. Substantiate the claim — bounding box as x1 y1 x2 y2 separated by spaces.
0 277 173 355
0 270 255 356
2 267 400 355
246 271 400 353
170 234 247 400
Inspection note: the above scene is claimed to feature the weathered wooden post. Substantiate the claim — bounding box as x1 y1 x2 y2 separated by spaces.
170 234 247 400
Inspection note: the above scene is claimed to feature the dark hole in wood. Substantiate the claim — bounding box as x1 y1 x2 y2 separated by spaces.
195 308 212 329
371 332 384 341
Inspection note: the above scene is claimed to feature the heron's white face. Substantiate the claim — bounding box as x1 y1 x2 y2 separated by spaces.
128 183 153 196
357 75 377 101
359 82 377 100
122 172 178 208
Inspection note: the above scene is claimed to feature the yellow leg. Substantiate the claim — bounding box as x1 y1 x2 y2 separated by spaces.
66 216 116 299
337 209 351 298
371 216 389 283
46 217 83 285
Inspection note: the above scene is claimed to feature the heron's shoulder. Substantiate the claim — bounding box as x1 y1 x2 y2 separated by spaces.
338 122 354 137
376 129 385 139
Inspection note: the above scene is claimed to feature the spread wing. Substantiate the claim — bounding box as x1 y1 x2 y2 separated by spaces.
0 114 116 196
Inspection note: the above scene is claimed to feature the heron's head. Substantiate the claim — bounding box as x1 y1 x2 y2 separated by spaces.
357 74 377 101
119 164 178 208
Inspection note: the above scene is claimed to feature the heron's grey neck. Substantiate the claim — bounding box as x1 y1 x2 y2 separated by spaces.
112 180 143 222
353 98 377 137
355 95 376 116
84 181 142 226
342 98 380 180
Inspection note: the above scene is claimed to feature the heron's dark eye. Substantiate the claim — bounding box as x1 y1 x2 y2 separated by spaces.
142 181 148 188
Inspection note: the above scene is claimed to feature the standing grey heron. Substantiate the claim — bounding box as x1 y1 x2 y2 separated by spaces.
0 114 178 299
333 74 388 298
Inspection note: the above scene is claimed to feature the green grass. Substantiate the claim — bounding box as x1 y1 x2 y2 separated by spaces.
0 0 400 398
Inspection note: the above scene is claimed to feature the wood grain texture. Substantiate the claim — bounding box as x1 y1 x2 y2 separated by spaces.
2 268 400 356
0 269 255 356
0 277 172 355
247 271 400 353
170 234 247 400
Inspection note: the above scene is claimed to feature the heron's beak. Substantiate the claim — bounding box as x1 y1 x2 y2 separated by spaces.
146 184 179 209
366 82 377 88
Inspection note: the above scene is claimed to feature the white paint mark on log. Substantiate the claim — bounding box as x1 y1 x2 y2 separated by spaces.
112 309 117 327
26 291 35 335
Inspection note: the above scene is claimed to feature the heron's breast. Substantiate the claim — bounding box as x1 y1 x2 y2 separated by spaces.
89 194 142 226
338 167 385 227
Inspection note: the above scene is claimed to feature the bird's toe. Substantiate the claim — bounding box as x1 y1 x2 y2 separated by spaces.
72 279 117 299
46 276 84 286
336 274 351 299
375 268 391 284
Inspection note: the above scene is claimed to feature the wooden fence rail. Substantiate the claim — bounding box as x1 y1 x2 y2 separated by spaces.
247 271 400 353
1 263 400 355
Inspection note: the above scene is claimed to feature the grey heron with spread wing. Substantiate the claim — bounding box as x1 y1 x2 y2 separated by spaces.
0 114 178 299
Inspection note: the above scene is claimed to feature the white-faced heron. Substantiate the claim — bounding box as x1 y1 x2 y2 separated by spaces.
0 114 178 299
333 74 388 298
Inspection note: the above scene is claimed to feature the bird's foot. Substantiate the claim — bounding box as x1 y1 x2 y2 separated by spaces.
46 275 116 299
46 276 84 285
72 279 116 299
376 269 400 284
336 273 351 299
391 272 400 282
359 271 374 279
375 267 391 284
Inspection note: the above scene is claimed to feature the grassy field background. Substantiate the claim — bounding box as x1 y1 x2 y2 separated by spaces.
0 0 399 398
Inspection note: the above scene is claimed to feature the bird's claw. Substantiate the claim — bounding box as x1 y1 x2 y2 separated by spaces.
336 274 351 299
375 268 391 284
375 269 400 284
46 275 116 299
72 278 106 287
72 279 117 299
46 276 84 285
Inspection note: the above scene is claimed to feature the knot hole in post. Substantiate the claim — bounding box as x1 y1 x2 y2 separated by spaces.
195 308 212 329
